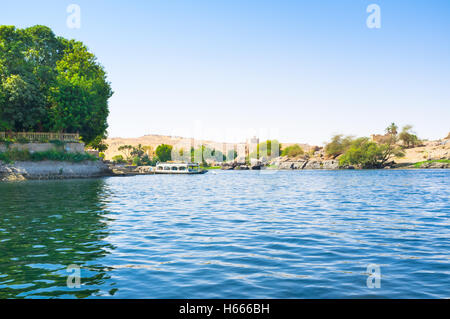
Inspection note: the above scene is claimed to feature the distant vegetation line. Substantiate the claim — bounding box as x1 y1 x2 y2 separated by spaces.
108 123 434 169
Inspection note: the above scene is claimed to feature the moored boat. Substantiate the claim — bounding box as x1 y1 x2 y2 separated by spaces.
154 162 207 174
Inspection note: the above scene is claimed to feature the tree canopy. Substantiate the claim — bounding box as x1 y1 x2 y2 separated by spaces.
399 125 420 148
250 140 281 159
156 144 173 162
281 144 304 157
0 25 112 144
335 124 405 168
324 134 354 158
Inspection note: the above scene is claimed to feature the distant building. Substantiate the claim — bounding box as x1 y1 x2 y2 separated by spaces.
246 136 259 157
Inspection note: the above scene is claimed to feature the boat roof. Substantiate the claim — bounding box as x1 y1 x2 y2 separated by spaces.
157 161 199 166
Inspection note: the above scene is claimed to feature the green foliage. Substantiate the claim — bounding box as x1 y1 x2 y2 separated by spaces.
281 144 304 157
49 139 65 147
0 25 112 144
325 135 354 158
0 137 14 148
112 155 125 164
339 138 383 168
0 74 46 131
132 156 141 166
0 149 97 163
118 145 133 161
188 145 225 165
204 147 225 162
141 154 150 165
115 144 156 166
0 149 30 163
190 146 206 164
16 136 29 144
155 144 173 162
339 136 404 168
87 134 108 152
142 154 158 166
250 140 281 159
31 150 97 162
413 159 450 168
385 123 398 136
131 144 145 158
227 149 237 161
399 125 420 148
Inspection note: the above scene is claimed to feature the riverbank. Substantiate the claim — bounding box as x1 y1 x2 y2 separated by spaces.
2 157 449 182
0 160 112 181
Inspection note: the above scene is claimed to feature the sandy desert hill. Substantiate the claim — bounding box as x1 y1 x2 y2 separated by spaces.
104 133 450 164
104 134 313 160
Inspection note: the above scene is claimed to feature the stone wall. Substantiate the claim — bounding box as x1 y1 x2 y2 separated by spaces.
0 160 111 181
0 142 85 154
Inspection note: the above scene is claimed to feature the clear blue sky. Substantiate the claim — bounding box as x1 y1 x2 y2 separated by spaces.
1 0 449 144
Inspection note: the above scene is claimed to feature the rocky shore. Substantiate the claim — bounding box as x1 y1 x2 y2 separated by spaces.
218 156 449 170
2 156 449 182
0 160 112 181
220 157 341 170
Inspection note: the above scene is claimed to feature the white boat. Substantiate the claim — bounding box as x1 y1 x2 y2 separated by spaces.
154 162 207 174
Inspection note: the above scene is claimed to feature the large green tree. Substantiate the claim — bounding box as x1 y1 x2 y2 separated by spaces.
0 25 112 144
339 136 404 168
156 144 173 162
324 134 354 158
0 74 46 131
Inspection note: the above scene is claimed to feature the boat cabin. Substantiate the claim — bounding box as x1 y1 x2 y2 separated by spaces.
155 162 205 174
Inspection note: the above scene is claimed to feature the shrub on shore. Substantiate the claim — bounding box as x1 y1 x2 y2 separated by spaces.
0 149 97 164
399 125 420 148
413 159 450 168
281 144 304 157
324 135 354 158
339 137 385 168
338 133 405 169
112 155 125 164
325 123 411 168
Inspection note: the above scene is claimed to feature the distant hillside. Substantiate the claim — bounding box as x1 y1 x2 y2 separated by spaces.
104 134 314 160
103 133 450 165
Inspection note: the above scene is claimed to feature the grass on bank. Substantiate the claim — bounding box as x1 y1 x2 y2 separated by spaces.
413 159 450 168
0 149 98 164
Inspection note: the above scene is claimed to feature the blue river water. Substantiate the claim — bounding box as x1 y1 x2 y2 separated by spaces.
0 170 449 298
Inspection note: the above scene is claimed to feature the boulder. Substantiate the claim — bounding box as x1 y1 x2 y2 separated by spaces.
429 162 449 169
220 162 235 170
292 161 307 169
279 162 294 170
322 160 339 170
304 160 322 169
250 159 262 170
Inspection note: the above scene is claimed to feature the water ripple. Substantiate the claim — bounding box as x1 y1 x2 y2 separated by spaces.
0 170 449 298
